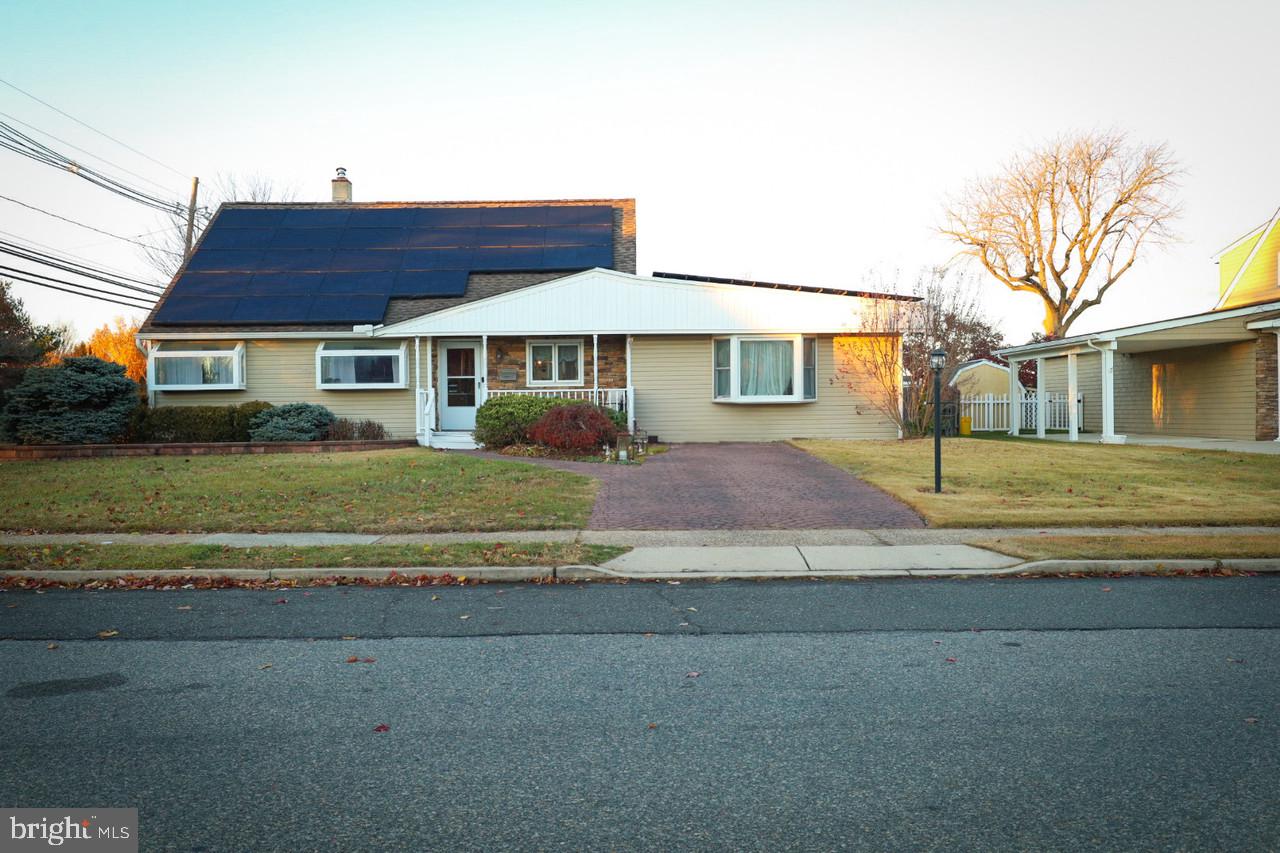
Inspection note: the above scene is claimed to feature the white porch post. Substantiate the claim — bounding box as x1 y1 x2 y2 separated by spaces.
1067 351 1079 442
625 334 635 434
1098 342 1126 444
1008 359 1021 436
592 333 599 405
414 337 423 445
1035 357 1046 438
425 337 434 432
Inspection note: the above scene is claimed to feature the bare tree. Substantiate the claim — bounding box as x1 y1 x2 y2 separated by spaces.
941 130 1180 337
142 173 298 280
836 268 1004 437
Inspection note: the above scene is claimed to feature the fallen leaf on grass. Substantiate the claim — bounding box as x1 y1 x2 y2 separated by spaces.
96 630 118 640
372 724 390 733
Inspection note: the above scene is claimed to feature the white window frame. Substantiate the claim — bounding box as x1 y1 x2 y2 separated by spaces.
315 341 408 390
149 342 246 392
526 338 585 387
711 334 817 404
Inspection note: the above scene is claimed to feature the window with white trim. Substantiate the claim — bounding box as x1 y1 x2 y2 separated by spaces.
316 341 407 389
527 339 583 386
150 341 245 391
712 335 818 403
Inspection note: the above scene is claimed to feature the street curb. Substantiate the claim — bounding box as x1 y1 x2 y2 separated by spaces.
0 566 560 583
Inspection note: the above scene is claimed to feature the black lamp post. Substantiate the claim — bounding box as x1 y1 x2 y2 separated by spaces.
930 348 946 494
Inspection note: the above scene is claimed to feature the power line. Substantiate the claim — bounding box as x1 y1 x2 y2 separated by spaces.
0 193 183 257
1 269 156 311
0 76 188 179
0 242 164 295
0 109 182 198
0 228 158 283
0 120 186 215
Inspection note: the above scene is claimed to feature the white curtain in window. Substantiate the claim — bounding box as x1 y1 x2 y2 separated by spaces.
323 356 359 384
157 356 232 386
739 340 793 396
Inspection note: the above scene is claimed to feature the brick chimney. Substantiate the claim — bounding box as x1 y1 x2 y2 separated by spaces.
331 167 352 203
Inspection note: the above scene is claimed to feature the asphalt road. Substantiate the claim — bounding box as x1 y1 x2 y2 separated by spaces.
2 578 1278 852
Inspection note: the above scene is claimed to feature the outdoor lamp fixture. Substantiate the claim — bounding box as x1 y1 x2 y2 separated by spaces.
930 348 946 494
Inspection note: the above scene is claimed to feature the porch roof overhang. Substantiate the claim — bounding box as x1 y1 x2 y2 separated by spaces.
996 300 1280 361
367 268 901 338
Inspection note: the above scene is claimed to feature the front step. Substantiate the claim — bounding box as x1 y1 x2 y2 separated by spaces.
429 431 478 450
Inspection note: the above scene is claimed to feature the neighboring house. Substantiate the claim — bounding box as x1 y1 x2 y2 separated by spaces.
997 206 1280 443
138 173 914 447
948 358 1025 398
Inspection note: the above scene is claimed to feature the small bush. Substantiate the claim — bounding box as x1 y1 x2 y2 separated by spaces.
0 357 139 445
327 417 388 441
602 406 628 434
473 395 575 448
248 403 335 442
527 403 618 452
135 401 273 443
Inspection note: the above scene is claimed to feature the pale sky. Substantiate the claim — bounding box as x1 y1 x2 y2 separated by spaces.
2 0 1276 343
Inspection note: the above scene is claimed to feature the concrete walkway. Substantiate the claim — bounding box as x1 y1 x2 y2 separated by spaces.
3 524 1271 548
1038 433 1280 454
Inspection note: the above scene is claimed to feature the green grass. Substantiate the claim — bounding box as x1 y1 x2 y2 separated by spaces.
0 542 628 571
974 534 1280 562
795 437 1280 528
0 449 596 533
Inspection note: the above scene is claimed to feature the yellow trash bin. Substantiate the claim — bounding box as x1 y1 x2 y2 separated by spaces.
959 416 972 436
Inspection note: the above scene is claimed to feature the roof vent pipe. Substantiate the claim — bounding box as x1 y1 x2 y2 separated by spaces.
331 167 352 203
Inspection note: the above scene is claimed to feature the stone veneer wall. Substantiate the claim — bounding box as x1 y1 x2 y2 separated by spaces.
1258 331 1279 441
486 336 628 390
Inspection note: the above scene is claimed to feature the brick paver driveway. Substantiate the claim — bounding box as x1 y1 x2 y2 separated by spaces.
472 443 923 529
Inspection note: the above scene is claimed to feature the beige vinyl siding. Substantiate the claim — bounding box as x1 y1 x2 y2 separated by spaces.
631 335 899 442
953 363 1020 397
154 339 420 438
1111 341 1257 439
1040 351 1103 432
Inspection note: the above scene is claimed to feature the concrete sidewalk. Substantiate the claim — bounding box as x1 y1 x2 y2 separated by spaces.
1 524 1273 548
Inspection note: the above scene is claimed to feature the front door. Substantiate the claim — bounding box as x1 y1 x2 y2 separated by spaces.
439 341 481 431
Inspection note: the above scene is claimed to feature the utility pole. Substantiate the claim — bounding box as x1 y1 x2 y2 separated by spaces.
183 176 200 257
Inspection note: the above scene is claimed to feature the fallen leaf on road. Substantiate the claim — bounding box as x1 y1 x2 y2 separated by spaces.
945 657 958 663
687 607 698 612
46 643 59 650
5 604 16 609
686 671 700 678
459 614 471 620
1228 658 1246 664
647 723 658 730
346 656 360 663
97 630 118 640
1101 586 1112 592
667 581 681 585
642 633 655 639
361 657 376 664
431 595 441 601
1244 717 1259 724
176 605 192 611
273 598 288 605
341 635 357 640
260 663 273 670
373 724 390 733
933 640 941 645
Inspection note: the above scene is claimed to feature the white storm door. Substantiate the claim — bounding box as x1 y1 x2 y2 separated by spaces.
438 341 481 431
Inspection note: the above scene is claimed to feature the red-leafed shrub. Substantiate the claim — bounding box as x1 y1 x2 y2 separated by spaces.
527 403 618 452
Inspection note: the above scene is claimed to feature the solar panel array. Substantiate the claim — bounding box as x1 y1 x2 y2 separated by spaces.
152 205 615 325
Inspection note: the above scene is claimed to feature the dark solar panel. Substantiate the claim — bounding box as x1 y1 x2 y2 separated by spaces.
159 204 617 326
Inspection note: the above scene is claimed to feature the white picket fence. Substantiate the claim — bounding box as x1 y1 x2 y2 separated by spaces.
958 392 1083 432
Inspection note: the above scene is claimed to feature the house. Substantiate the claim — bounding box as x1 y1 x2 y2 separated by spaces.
137 172 914 447
996 206 1280 444
948 358 1025 398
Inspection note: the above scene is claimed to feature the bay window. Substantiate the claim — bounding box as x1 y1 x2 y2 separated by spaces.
712 335 818 403
316 340 407 389
150 341 245 391
527 339 582 386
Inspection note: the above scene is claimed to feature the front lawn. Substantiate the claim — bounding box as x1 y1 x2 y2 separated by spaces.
795 437 1280 528
0 542 626 571
0 449 595 533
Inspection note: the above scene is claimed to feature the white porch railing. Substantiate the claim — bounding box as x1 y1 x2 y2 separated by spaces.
959 392 1083 432
486 387 630 414
416 387 436 447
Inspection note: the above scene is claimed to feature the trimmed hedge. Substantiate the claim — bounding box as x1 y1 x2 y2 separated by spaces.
0 357 139 445
248 402 335 442
326 417 388 441
473 395 576 448
134 401 274 443
527 403 619 452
